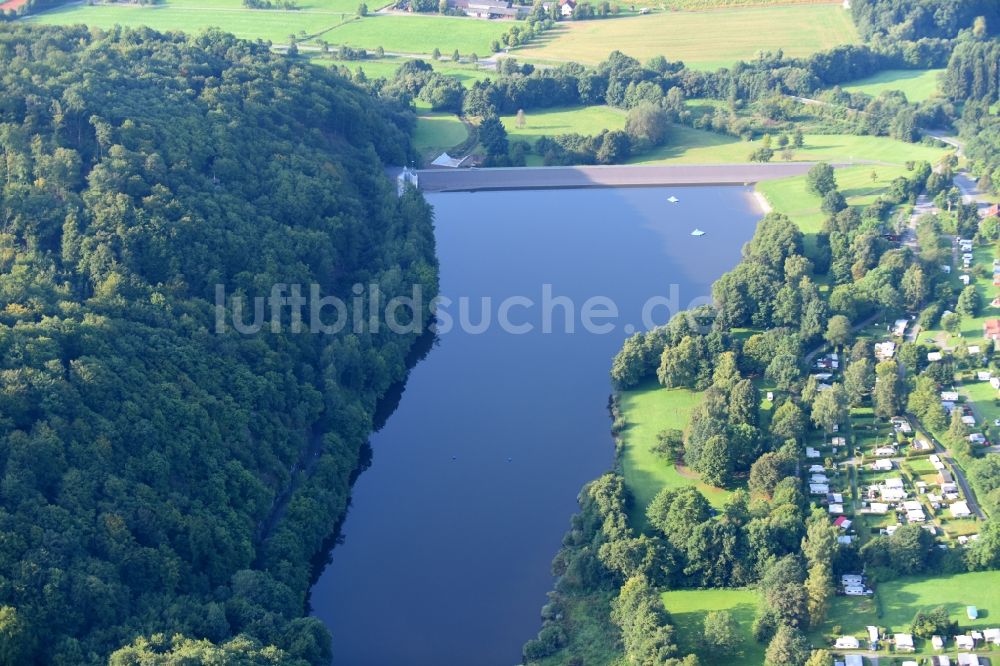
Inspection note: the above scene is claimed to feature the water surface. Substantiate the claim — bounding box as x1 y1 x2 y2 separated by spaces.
310 185 762 665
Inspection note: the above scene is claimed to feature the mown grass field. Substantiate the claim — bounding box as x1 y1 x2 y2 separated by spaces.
963 380 1000 429
323 14 506 54
839 68 945 102
316 55 491 85
24 3 507 54
501 105 627 142
515 5 859 69
757 164 913 233
618 380 731 531
634 127 948 167
413 113 468 156
817 572 1000 647
660 588 764 666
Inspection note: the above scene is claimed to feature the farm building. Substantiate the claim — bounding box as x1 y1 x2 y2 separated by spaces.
895 634 915 652
835 636 860 649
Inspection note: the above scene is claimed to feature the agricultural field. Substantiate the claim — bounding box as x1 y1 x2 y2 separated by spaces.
660 588 764 666
618 380 731 530
660 0 837 7
23 3 507 54
515 4 859 70
838 68 945 103
500 106 627 142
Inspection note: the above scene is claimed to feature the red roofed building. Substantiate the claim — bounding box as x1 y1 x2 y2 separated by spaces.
986 203 999 218
986 319 1000 341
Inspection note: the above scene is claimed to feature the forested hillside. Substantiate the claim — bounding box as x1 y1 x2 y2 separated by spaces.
0 24 437 664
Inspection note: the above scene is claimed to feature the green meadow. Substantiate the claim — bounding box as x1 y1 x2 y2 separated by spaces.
815 572 1000 648
839 68 945 103
661 588 764 666
24 2 507 54
413 113 469 157
634 127 948 167
501 106 627 142
618 380 731 531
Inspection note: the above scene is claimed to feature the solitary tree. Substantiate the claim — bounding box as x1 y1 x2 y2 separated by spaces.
452 49 460 61
515 108 526 129
957 285 981 317
357 2 367 15
806 162 836 196
703 610 741 653
432 47 441 60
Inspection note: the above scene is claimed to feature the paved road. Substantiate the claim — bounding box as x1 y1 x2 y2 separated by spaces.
414 162 852 192
909 416 987 520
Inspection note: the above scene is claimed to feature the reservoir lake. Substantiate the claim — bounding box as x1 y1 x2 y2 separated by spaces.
310 185 762 665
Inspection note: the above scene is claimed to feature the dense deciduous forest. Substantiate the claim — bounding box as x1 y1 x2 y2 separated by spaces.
0 24 437 664
850 0 1000 41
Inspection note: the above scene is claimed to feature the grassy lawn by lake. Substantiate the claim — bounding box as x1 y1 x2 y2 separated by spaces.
515 5 858 69
413 113 468 157
618 380 730 531
23 4 506 54
661 588 763 666
838 68 944 102
501 106 627 142
757 164 915 233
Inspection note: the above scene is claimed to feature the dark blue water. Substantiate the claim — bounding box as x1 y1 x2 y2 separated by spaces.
310 185 762 665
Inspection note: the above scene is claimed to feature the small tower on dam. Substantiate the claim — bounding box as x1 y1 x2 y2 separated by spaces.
397 166 418 196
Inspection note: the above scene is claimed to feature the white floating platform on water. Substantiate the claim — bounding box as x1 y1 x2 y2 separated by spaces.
667 196 679 203
690 229 705 236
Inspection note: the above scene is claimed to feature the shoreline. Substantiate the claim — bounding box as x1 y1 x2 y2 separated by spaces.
752 189 773 215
